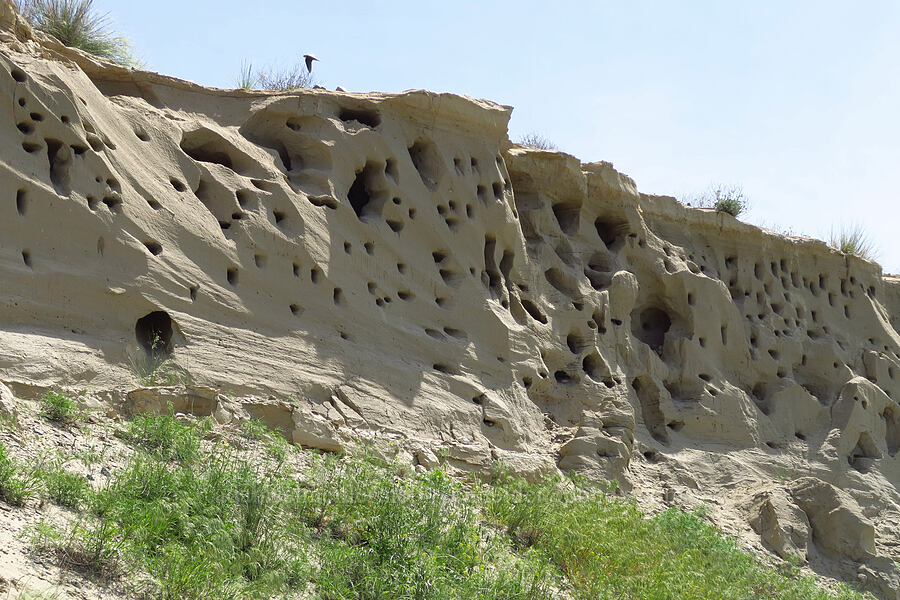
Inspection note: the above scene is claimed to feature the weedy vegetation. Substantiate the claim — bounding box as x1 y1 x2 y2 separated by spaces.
3 413 871 599
37 459 91 509
0 441 38 506
39 390 80 424
235 59 315 91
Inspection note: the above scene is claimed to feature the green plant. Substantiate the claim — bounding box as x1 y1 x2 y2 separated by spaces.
0 442 38 506
517 133 558 150
30 518 125 577
236 60 255 89
29 414 868 600
829 225 877 261
16 0 138 66
241 418 271 441
74 443 106 468
38 461 90 508
116 411 202 462
40 390 79 424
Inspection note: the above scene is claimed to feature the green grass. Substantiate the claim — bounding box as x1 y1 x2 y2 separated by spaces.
484 471 866 599
829 225 877 261
16 0 138 66
115 411 203 462
0 441 38 506
40 391 79 424
37 461 91 508
18 414 871 599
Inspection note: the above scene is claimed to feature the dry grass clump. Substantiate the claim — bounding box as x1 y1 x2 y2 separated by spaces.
16 0 138 66
829 225 878 261
236 59 315 91
516 133 558 150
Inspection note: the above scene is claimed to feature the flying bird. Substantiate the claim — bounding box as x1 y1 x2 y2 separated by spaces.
303 54 319 73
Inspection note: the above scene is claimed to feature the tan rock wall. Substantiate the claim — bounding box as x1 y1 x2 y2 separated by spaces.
2 4 900 596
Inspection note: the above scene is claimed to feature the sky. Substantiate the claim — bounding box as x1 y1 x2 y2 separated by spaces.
95 1 900 274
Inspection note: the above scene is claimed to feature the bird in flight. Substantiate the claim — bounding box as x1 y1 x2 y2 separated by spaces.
304 54 319 73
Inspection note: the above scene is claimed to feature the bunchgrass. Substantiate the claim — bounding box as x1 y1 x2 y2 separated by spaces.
17 413 871 599
0 441 38 506
40 390 79 424
16 0 138 66
829 225 877 261
38 461 91 508
115 411 202 462
236 60 255 90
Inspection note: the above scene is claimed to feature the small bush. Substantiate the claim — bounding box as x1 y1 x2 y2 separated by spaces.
517 133 557 150
16 0 138 66
829 225 877 261
686 183 749 217
0 442 38 506
40 390 79 424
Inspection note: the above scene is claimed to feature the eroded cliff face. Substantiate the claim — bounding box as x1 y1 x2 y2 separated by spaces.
2 3 900 597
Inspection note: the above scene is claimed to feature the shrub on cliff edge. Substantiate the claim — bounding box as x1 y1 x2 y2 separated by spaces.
684 183 749 218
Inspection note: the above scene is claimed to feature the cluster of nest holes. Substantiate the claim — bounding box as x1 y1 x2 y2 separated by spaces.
482 235 514 302
436 199 473 231
180 129 253 175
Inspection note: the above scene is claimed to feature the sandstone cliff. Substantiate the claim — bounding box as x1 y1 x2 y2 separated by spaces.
1 2 899 597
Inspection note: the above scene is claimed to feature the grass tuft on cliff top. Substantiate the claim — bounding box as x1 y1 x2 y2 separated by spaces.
829 225 878 262
15 0 139 66
16 414 871 600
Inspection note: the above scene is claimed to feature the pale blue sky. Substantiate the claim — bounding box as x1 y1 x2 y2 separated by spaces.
96 1 900 273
